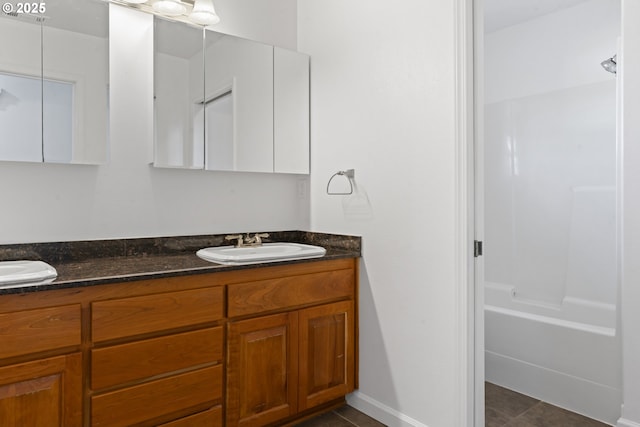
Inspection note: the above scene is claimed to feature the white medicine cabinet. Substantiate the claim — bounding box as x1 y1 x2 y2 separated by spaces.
0 0 109 165
153 17 310 174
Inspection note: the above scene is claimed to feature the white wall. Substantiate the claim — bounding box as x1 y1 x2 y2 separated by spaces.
619 1 640 425
209 0 297 50
0 3 307 245
299 1 462 426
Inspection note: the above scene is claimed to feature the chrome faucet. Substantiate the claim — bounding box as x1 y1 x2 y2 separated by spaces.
225 233 270 247
243 233 270 246
225 234 245 247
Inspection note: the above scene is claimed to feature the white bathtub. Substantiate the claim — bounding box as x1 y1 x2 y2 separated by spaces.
485 282 621 425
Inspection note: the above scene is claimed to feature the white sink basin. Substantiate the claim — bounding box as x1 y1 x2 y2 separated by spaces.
0 260 58 289
196 243 326 265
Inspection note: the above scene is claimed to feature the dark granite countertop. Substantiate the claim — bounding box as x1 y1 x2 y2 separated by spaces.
0 231 361 295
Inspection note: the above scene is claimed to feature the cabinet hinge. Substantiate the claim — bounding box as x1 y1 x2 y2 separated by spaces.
474 240 483 258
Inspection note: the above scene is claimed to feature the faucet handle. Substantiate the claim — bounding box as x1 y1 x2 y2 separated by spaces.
225 234 244 247
254 233 270 244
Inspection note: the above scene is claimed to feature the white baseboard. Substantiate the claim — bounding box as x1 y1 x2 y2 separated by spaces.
486 351 620 425
346 391 430 427
618 418 640 427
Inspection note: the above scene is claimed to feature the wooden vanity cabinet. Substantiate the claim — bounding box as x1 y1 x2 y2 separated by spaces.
227 312 299 427
0 304 83 427
0 353 83 427
90 287 225 427
298 300 354 411
225 259 357 427
0 256 357 427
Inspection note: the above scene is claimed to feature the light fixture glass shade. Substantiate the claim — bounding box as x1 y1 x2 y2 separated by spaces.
152 0 186 16
189 0 220 25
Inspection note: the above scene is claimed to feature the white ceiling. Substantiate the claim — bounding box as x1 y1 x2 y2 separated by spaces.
483 0 593 33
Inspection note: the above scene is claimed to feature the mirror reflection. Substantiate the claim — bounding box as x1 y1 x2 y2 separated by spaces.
153 17 204 169
203 32 274 172
154 18 310 174
0 0 109 164
154 19 274 173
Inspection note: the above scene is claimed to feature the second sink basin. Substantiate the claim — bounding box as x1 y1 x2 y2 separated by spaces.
0 260 58 289
196 242 326 265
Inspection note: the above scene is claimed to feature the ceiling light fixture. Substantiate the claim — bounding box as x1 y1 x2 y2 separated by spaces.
152 0 186 16
189 0 220 25
115 0 220 26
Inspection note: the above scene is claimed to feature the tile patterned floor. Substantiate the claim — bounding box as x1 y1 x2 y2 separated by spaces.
297 383 611 427
293 405 387 427
485 382 611 427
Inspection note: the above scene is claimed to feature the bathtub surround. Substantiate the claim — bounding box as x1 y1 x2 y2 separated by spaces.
483 1 621 423
485 309 620 423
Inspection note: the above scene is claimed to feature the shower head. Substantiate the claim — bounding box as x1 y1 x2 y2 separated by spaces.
601 55 617 74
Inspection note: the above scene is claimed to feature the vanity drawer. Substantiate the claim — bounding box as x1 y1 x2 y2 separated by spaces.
158 406 222 427
91 327 223 390
91 287 223 342
228 269 354 317
91 365 222 427
0 304 81 359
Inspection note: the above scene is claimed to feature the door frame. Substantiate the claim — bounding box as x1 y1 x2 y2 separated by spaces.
471 0 486 425
453 0 482 425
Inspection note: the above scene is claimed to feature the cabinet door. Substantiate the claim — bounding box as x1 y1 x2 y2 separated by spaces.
227 312 298 427
0 353 82 427
298 300 354 411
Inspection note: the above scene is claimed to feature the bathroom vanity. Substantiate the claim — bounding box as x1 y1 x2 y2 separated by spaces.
0 232 359 427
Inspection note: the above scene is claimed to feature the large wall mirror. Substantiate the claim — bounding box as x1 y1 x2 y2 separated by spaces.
154 17 309 174
0 0 109 164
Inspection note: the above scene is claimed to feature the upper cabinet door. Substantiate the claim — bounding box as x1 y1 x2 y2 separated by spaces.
0 0 109 165
152 20 310 174
274 48 310 174
153 17 205 169
204 35 274 173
